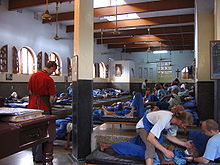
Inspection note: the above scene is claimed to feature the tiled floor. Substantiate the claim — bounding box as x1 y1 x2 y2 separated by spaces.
0 140 84 165
0 122 198 165
0 123 137 165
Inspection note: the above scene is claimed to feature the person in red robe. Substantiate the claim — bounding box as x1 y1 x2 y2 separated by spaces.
28 61 57 163
28 61 57 113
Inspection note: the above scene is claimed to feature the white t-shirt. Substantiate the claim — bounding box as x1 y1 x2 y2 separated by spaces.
136 110 178 139
168 93 181 109
141 82 147 89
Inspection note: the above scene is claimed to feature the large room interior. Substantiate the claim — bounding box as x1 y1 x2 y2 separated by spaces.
0 0 220 164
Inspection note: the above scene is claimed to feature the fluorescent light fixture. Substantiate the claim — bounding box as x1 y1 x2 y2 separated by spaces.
94 0 125 8
153 50 168 54
103 13 140 21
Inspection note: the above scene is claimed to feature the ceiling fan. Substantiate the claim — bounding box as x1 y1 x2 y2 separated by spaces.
41 0 52 20
168 51 175 66
53 3 71 40
53 2 60 40
112 0 120 35
146 26 152 52
100 29 105 55
99 29 113 55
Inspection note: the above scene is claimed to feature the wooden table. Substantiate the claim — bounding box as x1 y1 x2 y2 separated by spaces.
0 115 56 165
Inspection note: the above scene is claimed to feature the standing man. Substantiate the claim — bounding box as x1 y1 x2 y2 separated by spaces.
187 119 220 163
28 61 57 163
141 79 148 96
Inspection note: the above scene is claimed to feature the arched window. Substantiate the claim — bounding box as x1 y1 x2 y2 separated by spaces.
0 45 8 72
99 62 106 78
181 66 193 79
49 52 61 76
67 57 72 76
37 52 42 71
93 64 95 78
94 63 100 77
138 67 142 78
18 47 36 74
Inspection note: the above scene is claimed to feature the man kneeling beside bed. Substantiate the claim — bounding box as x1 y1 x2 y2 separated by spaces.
98 108 220 164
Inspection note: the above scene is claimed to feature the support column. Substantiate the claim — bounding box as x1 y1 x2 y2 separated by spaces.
195 0 214 120
72 0 93 160
214 0 220 126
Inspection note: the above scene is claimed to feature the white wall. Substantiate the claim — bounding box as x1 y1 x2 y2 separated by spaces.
110 60 131 82
0 0 195 83
120 50 195 82
93 41 195 83
93 40 122 63
0 0 73 75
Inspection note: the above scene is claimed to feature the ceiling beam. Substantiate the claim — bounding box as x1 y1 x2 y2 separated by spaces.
94 0 194 17
108 40 194 49
43 11 74 23
97 33 194 44
66 14 194 32
123 46 194 52
42 0 194 23
94 25 194 38
8 0 72 10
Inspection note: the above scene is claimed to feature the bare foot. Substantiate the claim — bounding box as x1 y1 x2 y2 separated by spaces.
98 141 111 151
152 106 159 111
125 112 133 117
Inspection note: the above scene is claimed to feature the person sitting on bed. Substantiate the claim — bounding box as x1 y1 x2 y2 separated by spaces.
146 87 181 110
125 92 147 117
136 107 193 165
155 83 167 100
187 119 220 164
163 83 169 95
67 83 73 98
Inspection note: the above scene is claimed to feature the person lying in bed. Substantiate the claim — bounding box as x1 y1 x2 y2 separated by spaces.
102 92 148 118
101 102 126 115
98 137 202 165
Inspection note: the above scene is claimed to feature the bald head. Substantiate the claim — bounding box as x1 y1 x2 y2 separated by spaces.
202 119 219 132
202 119 219 136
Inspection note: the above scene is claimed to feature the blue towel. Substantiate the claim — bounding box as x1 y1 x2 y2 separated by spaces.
112 142 146 160
187 130 210 154
132 92 145 117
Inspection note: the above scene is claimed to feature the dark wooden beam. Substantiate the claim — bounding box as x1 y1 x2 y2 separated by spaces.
43 11 74 24
94 14 194 30
97 33 194 44
94 25 194 38
108 40 194 49
123 46 194 52
43 0 194 23
8 0 72 10
66 14 194 32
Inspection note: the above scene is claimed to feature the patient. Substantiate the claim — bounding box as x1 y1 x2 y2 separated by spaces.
98 140 200 165
101 92 148 117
